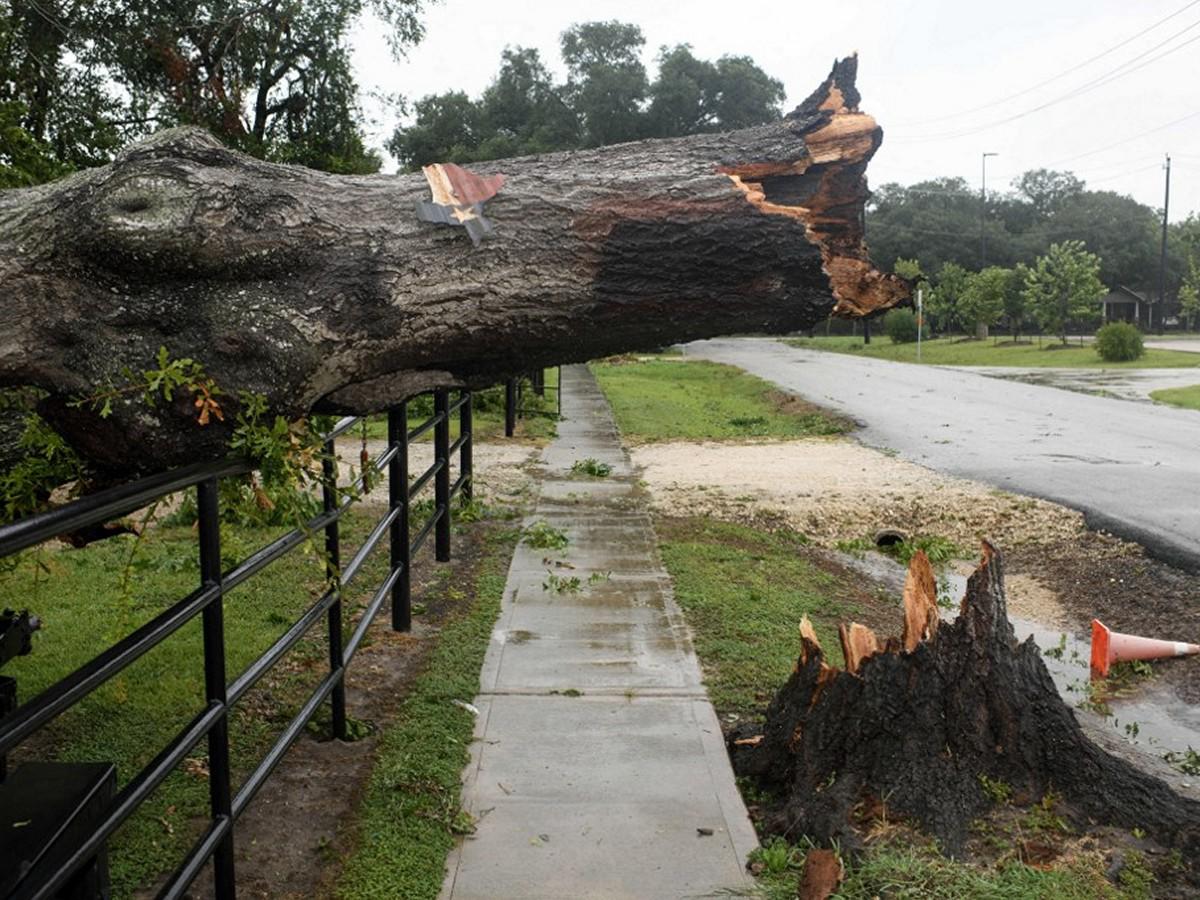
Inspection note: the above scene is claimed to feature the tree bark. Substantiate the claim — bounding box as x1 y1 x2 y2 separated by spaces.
0 57 905 474
730 545 1200 868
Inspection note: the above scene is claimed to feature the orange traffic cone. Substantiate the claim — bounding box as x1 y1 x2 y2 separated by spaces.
1090 619 1200 679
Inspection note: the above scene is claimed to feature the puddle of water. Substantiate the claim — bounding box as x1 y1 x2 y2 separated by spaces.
832 551 1200 761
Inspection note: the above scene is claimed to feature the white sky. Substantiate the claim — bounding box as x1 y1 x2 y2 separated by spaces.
350 0 1200 220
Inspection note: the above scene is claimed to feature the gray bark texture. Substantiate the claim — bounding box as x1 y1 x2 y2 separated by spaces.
0 56 905 474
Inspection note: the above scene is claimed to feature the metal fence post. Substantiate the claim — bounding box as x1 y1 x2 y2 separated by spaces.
557 365 563 418
321 441 347 741
460 391 473 504
197 478 236 898
531 369 544 397
434 389 451 562
504 378 517 437
389 403 411 632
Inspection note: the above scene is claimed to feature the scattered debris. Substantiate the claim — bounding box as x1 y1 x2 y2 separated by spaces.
452 699 481 717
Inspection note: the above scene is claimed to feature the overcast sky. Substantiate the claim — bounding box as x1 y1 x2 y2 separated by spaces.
350 0 1200 220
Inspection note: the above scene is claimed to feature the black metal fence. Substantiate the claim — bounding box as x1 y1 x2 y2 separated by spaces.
0 389 474 899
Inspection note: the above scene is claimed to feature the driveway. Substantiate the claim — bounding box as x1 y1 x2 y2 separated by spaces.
684 337 1200 570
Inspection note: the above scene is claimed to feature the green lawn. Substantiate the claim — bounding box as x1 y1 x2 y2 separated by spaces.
785 335 1200 369
654 516 1150 900
1150 384 1200 410
656 518 855 718
3 511 341 894
590 357 848 442
3 499 513 898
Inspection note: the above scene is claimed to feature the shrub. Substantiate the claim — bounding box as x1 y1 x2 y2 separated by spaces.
1094 321 1144 362
883 308 920 344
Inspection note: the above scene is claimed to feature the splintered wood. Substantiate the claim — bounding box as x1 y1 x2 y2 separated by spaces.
806 550 940 676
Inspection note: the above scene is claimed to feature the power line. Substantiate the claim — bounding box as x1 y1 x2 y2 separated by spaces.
892 0 1200 128
890 18 1200 143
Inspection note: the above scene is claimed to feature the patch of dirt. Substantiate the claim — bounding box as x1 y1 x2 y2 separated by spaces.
632 439 1086 550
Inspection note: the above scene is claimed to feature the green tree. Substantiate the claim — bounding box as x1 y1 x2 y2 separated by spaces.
960 266 1016 340
0 101 71 187
1014 168 1084 217
388 91 485 169
1006 263 1031 339
476 47 578 158
1023 240 1106 343
645 45 782 138
927 262 971 334
0 0 427 179
1179 259 1200 331
560 20 648 147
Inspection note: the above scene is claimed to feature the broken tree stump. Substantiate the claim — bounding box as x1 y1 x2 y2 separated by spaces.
730 544 1200 864
0 56 905 475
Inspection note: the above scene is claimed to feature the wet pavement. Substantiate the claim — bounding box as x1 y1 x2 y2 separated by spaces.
957 366 1200 403
440 366 756 900
686 337 1200 570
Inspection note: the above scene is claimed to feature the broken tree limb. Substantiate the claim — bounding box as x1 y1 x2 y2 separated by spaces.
0 57 905 474
731 543 1200 866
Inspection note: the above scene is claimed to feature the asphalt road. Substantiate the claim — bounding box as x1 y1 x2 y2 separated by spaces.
685 337 1200 570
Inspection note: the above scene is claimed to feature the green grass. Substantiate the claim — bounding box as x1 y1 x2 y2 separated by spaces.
335 525 519 899
785 335 1200 368
2 509 371 895
1150 384 1200 410
361 371 560 443
590 358 848 442
655 518 853 716
829 843 1130 899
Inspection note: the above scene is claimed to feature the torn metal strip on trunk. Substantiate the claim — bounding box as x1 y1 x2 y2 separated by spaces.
416 162 506 247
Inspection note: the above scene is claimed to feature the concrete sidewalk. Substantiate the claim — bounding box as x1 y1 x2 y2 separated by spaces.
440 366 756 900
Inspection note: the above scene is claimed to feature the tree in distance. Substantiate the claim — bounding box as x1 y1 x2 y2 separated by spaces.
1022 240 1106 344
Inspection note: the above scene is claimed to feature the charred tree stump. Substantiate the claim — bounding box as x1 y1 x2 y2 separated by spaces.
0 57 905 475
731 544 1200 864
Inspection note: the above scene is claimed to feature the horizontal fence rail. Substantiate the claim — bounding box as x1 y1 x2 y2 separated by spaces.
0 388 476 899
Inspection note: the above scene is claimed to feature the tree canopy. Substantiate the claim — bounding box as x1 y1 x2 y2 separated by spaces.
0 0 428 182
388 21 785 169
867 167 1194 320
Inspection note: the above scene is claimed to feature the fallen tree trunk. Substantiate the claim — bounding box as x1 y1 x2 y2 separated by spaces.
731 544 1200 867
0 57 904 474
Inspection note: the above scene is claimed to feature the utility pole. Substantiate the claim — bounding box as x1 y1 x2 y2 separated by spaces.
980 152 998 269
1158 153 1171 336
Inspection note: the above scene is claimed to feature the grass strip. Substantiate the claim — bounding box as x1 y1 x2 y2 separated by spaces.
786 335 1200 368
656 517 854 719
335 525 519 899
590 357 847 442
1150 383 1200 409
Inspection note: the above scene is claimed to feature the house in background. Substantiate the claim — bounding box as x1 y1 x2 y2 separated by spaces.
1101 285 1156 329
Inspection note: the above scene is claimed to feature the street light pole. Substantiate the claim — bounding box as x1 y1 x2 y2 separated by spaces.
980 152 998 269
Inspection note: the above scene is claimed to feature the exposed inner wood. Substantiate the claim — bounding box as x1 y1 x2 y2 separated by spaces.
837 622 881 675
901 550 940 651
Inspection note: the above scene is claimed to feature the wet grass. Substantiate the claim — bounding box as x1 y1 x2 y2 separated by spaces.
589 357 848 442
785 335 1200 368
1150 384 1200 410
2 508 389 896
654 517 854 718
335 525 520 899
